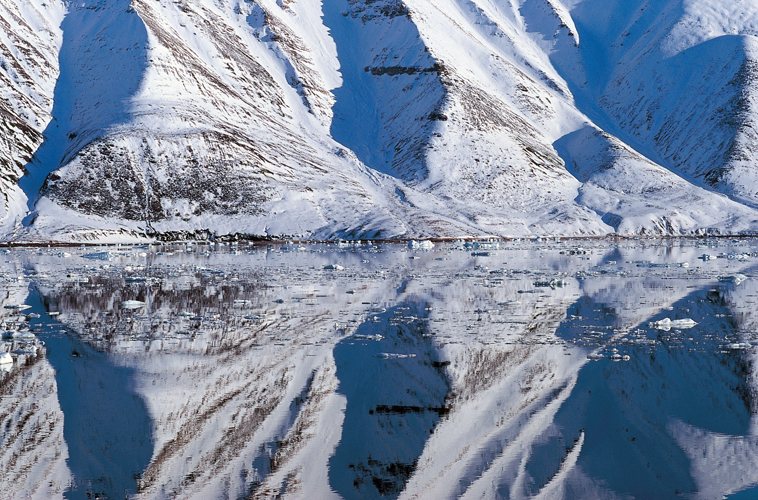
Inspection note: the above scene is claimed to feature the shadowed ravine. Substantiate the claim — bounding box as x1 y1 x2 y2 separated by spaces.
19 0 149 214
321 0 445 183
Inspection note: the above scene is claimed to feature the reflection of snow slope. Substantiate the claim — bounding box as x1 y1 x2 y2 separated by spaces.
0 357 71 499
671 420 758 500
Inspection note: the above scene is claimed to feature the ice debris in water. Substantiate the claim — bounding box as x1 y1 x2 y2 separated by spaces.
408 240 435 250
3 304 31 311
374 353 416 359
649 318 698 331
82 251 115 261
323 264 344 270
121 300 146 309
353 334 384 341
0 352 11 364
534 278 568 288
726 342 751 349
464 241 500 250
726 342 751 350
719 274 747 284
2 330 35 340
610 354 631 361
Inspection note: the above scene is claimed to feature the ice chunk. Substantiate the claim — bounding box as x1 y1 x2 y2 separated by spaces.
121 300 146 309
719 274 747 284
323 264 344 270
2 330 35 340
649 318 698 331
408 240 435 250
82 251 115 261
3 304 31 311
13 346 37 356
534 278 568 288
473 241 499 250
374 353 416 359
726 342 751 350
354 334 384 341
0 352 11 364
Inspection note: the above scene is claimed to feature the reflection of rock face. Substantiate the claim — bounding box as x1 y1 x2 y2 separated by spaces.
33 292 154 500
5 241 758 498
329 302 449 499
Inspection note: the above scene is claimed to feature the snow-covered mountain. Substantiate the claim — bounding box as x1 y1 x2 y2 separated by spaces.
3 0 758 241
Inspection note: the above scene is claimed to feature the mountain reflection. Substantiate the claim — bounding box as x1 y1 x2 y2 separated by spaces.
543 284 751 498
329 302 449 499
1 241 758 499
28 289 153 500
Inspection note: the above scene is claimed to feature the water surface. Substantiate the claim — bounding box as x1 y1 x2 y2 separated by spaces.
1 238 758 499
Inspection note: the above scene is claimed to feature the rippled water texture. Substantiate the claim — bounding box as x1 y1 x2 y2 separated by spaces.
2 239 758 499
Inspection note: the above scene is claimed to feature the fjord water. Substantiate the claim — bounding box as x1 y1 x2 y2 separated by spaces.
1 239 758 499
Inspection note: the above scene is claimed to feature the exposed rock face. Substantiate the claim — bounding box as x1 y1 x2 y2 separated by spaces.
3 0 758 241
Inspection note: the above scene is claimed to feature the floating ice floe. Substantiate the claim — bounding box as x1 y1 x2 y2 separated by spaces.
14 346 37 356
0 352 12 364
649 318 698 331
408 240 435 250
719 274 747 284
3 304 31 311
472 241 500 250
2 330 35 340
726 342 751 350
534 278 568 288
566 247 589 255
82 251 115 261
724 253 750 260
121 300 146 309
354 334 384 341
471 251 495 257
323 264 344 270
374 353 416 359
610 353 631 361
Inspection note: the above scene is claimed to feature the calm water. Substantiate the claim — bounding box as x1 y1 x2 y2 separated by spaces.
1 239 758 499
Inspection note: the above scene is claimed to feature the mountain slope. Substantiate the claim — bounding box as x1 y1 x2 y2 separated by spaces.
2 0 758 240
